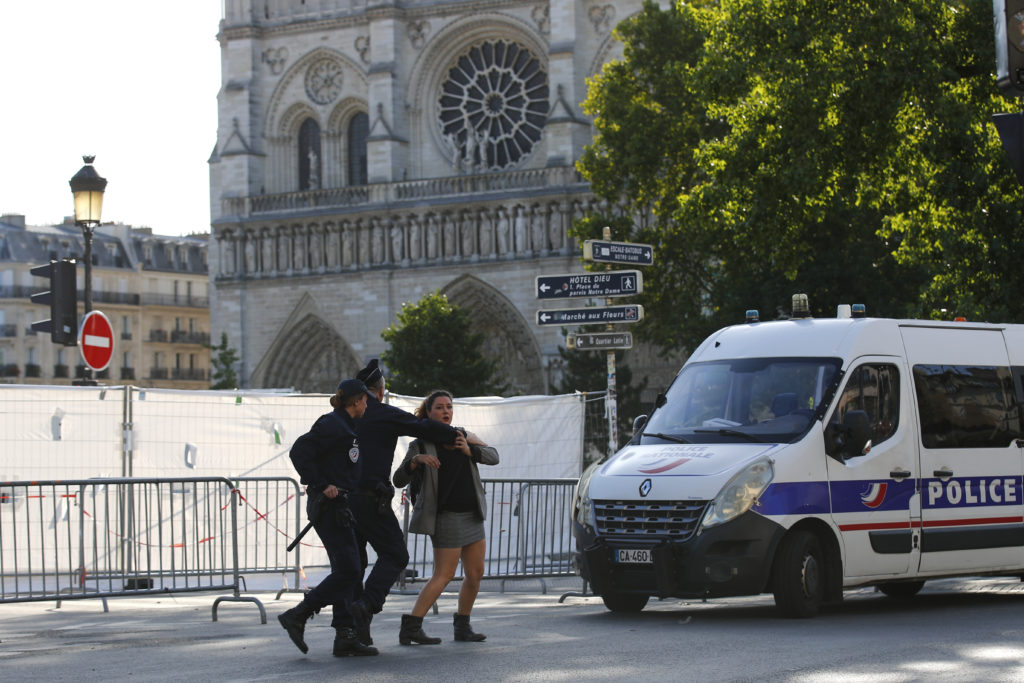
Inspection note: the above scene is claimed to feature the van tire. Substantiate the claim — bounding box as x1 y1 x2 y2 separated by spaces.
772 530 824 618
600 592 649 613
877 580 925 599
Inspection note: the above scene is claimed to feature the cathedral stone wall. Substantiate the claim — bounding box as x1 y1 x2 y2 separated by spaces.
209 0 680 398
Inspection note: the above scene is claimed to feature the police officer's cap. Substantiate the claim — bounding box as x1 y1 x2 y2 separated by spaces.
336 378 369 400
356 358 383 385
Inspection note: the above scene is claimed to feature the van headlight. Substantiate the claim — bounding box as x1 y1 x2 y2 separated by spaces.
701 457 774 530
573 461 601 530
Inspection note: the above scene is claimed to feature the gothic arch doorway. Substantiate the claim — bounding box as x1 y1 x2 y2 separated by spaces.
442 274 543 394
254 313 362 393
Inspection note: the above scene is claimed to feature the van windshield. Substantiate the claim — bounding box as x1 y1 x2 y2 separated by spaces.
641 357 843 444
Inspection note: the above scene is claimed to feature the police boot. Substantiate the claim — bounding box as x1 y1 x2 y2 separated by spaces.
453 613 486 642
399 614 441 645
277 600 317 654
333 627 379 657
357 611 373 646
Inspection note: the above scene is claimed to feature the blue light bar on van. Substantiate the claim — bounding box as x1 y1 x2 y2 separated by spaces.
745 309 760 323
851 304 866 318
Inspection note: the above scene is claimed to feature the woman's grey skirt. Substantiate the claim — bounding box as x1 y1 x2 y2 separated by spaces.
431 510 485 549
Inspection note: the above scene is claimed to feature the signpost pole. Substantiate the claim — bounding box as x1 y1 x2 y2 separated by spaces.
603 227 618 455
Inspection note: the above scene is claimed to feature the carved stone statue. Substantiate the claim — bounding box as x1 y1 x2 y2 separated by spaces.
461 211 476 258
372 218 385 264
478 209 493 256
278 232 291 271
514 205 528 254
307 148 320 189
326 226 340 268
496 207 510 256
463 126 478 174
262 230 274 272
444 132 461 174
358 220 371 265
549 203 565 251
531 205 547 254
222 236 236 275
244 235 257 273
341 223 354 267
293 228 307 270
426 214 440 260
390 223 404 263
309 227 322 269
442 213 457 258
409 215 423 261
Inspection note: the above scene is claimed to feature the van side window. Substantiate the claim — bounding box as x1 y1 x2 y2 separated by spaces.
912 365 1020 449
831 364 900 450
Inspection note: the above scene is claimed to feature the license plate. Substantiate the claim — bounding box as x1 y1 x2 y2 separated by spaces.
614 548 652 564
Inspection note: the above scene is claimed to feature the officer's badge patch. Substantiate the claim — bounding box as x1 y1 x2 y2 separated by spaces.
349 446 359 463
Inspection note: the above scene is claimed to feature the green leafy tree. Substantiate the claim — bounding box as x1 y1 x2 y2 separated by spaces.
206 332 240 390
577 0 1024 353
381 291 508 397
552 332 648 461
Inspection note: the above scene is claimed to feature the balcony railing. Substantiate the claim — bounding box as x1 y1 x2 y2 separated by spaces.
2 363 20 377
140 293 209 308
149 368 169 380
120 367 135 380
219 166 587 219
93 291 140 306
170 330 210 345
121 331 132 340
149 329 169 342
54 364 69 378
0 324 16 338
0 284 36 299
24 363 41 378
171 368 207 381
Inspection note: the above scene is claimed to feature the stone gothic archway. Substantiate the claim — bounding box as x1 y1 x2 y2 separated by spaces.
250 294 362 393
442 274 543 395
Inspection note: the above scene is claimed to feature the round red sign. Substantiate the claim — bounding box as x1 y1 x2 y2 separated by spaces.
78 310 115 372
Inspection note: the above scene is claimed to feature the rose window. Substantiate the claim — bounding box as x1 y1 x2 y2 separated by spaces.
438 40 549 170
305 59 343 105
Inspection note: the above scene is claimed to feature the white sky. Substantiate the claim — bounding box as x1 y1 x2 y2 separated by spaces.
1 2 223 237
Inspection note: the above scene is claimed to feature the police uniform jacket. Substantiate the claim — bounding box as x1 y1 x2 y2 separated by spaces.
289 408 362 494
393 437 499 536
355 394 459 489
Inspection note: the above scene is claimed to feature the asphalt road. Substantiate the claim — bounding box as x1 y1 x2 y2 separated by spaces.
3 578 1024 681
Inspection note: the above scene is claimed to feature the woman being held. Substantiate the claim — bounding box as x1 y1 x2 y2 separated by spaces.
392 389 499 644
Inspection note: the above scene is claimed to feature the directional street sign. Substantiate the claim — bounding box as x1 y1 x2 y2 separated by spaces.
569 332 634 350
78 310 114 372
583 240 654 266
536 270 643 300
536 304 644 326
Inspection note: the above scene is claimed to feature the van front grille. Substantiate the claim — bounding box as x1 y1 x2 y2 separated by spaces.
594 499 709 541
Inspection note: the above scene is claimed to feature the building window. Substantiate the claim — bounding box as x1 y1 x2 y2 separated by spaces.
347 112 368 186
438 40 549 170
299 118 322 191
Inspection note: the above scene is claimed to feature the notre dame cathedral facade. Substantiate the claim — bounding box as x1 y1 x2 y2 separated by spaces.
209 0 675 395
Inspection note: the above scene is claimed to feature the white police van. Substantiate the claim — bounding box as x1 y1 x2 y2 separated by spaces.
572 298 1024 617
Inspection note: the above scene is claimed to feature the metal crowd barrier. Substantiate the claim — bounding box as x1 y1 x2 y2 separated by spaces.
399 478 578 593
0 477 266 622
229 477 306 598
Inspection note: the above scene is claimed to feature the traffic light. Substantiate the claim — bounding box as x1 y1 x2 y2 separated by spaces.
996 0 1024 95
30 259 78 345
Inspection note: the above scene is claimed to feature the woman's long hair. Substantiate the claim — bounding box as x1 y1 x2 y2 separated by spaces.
416 389 453 418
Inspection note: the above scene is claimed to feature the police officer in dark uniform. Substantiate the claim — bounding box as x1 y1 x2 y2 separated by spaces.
347 359 459 644
278 378 378 657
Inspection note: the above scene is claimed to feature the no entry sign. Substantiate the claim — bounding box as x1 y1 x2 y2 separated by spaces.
78 310 114 372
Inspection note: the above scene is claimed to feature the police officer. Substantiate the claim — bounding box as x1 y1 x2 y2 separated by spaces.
347 359 459 644
278 378 378 657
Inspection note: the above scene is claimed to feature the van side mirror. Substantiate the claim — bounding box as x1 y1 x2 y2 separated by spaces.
633 414 648 434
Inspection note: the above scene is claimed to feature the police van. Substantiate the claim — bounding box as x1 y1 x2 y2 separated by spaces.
572 298 1024 617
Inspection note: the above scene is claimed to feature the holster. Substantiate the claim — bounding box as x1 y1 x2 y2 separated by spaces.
374 481 395 515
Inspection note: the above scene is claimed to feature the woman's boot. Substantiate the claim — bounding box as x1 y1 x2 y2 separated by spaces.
277 600 318 653
399 614 442 645
453 613 486 642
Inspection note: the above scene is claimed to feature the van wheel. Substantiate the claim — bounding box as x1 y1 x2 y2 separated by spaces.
877 580 925 599
600 592 649 613
772 530 824 618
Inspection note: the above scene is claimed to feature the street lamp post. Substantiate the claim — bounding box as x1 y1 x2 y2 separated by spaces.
69 156 107 382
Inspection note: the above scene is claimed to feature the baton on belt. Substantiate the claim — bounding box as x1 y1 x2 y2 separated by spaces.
287 491 328 552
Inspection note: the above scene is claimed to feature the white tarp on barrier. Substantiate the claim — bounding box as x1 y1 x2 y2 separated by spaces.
0 385 585 482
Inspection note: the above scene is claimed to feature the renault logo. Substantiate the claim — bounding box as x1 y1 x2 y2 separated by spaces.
639 478 652 497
